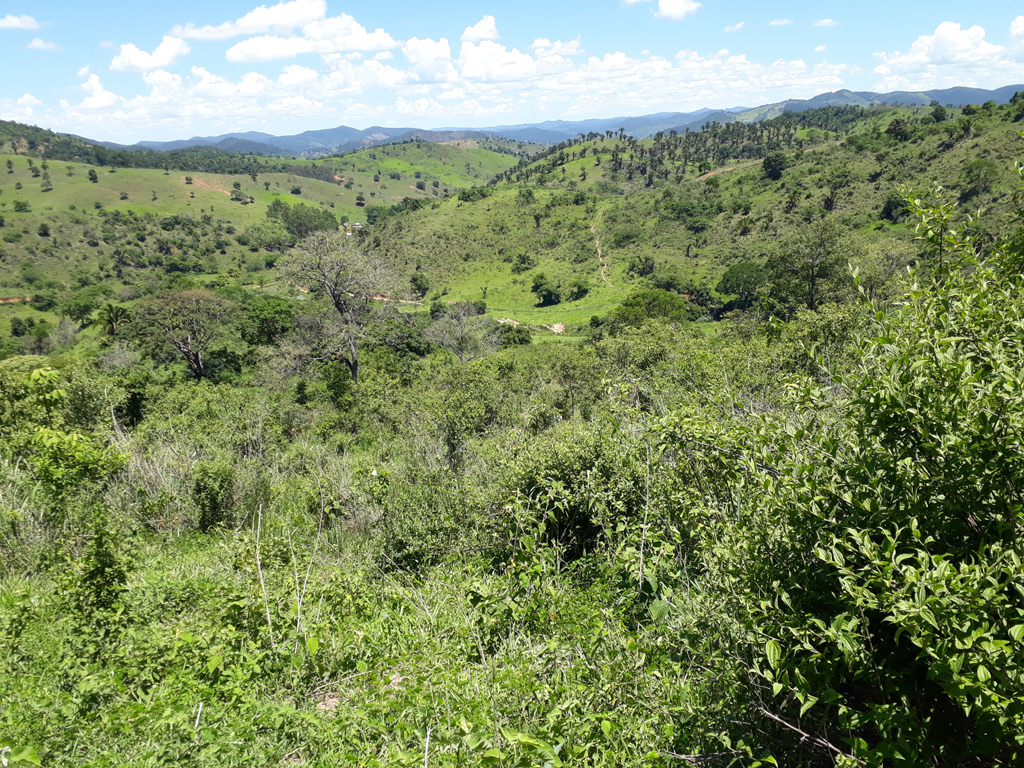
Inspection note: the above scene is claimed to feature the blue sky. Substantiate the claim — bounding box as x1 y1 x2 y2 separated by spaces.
1 1 1022 143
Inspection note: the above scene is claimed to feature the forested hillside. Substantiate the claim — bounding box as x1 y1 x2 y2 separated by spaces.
2 93 1024 766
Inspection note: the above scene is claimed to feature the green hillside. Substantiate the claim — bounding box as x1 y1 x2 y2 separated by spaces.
0 143 523 327
367 100 1024 326
4 94 1024 767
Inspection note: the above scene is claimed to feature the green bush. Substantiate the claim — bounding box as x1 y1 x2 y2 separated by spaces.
682 182 1024 764
192 460 236 532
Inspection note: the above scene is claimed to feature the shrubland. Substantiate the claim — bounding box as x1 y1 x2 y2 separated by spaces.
1 98 1024 766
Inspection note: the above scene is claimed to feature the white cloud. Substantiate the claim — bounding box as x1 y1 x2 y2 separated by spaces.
873 21 1024 90
278 64 319 86
770 19 792 27
724 22 745 33
171 0 326 40
111 36 191 72
100 40 114 48
531 37 584 56
302 15 397 50
40 17 866 141
1012 16 1024 38
225 36 311 63
1 93 42 121
815 45 827 52
459 40 538 83
402 37 459 83
813 19 838 27
461 16 499 43
654 0 701 20
77 65 91 77
225 13 397 62
27 38 59 51
74 74 120 110
437 86 466 101
0 14 38 29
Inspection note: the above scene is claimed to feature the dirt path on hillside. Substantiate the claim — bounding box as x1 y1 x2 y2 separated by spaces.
0 297 30 304
591 205 613 288
187 177 230 195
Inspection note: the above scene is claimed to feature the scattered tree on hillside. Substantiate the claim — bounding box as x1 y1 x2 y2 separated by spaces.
960 160 999 199
763 151 788 181
531 273 562 307
410 272 430 299
97 303 130 339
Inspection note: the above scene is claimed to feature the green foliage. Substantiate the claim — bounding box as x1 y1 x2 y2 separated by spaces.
612 288 693 326
266 199 337 239
240 297 294 345
55 510 131 618
192 460 236 532
27 428 126 514
531 272 562 306
961 159 1000 199
0 364 65 440
457 187 493 203
321 360 355 410
409 271 430 298
762 150 788 181
765 218 859 313
496 323 532 347
716 261 767 306
669 179 1024 764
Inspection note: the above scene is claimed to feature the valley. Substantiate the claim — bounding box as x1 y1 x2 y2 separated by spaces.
2 86 1024 767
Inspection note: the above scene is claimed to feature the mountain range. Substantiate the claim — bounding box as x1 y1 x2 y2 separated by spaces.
121 84 1023 157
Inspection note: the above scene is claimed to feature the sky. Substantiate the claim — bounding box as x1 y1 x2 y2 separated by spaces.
1 1 1023 143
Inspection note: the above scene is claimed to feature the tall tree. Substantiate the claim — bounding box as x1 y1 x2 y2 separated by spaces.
766 219 859 312
138 291 236 380
278 233 394 384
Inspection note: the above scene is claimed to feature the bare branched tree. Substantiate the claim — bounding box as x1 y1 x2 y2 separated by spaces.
424 303 497 364
278 233 397 384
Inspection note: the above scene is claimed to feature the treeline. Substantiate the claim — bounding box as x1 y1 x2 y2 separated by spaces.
496 99 1024 187
0 119 287 175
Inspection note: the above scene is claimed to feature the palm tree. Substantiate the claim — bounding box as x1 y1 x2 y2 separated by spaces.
97 303 129 338
735 216 756 236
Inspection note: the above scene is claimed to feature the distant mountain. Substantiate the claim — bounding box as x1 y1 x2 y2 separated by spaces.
731 85 1024 123
137 124 416 157
119 83 1024 157
214 137 293 156
471 108 749 143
